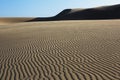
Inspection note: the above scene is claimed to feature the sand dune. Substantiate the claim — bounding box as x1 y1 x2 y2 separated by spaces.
1 4 120 24
0 18 34 25
54 4 120 20
1 20 120 80
29 4 120 21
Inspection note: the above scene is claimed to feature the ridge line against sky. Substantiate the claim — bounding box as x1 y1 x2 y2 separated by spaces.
0 0 120 17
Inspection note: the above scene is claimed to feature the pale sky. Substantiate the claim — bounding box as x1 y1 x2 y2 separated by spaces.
0 0 120 17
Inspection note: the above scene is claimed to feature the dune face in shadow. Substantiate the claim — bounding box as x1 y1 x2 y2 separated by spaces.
27 9 72 22
54 4 120 20
29 4 120 21
55 4 120 20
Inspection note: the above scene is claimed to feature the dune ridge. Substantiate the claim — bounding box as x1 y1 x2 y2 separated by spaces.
0 4 120 24
1 20 120 80
29 4 120 21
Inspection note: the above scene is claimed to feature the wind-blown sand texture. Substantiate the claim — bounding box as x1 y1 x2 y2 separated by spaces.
1 20 120 80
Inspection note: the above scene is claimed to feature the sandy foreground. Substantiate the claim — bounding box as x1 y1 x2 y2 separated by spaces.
0 20 120 80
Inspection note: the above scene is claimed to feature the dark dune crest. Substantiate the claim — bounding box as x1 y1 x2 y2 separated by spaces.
27 9 72 22
29 4 120 22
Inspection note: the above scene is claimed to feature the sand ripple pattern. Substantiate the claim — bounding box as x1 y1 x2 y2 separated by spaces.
1 20 120 80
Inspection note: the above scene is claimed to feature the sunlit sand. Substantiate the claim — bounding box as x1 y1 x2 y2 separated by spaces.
0 19 120 80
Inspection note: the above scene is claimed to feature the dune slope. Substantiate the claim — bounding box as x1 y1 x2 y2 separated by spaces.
0 20 120 80
54 4 120 20
29 4 120 21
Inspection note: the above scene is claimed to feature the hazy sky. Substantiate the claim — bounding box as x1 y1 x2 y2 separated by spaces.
0 0 120 17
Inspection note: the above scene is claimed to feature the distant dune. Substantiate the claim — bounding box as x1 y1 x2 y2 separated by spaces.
0 18 33 25
29 4 120 21
0 4 120 24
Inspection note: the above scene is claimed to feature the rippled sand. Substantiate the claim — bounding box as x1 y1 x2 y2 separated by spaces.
0 20 120 80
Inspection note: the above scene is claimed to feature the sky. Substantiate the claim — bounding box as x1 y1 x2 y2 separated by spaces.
0 0 120 17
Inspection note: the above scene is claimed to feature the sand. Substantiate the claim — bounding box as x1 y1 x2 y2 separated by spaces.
0 20 120 80
0 18 33 25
